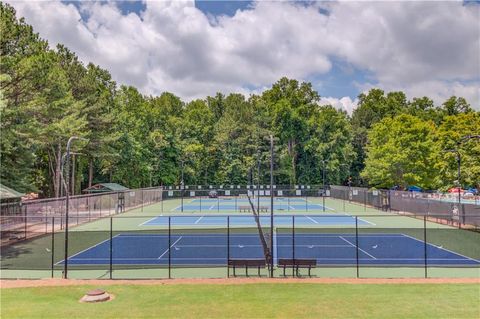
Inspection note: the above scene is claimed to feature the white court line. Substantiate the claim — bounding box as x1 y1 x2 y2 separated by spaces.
171 205 181 211
356 217 376 226
55 234 121 265
304 215 318 224
139 216 159 226
209 204 216 210
289 205 296 210
339 236 377 259
157 236 183 259
194 216 204 224
400 233 480 263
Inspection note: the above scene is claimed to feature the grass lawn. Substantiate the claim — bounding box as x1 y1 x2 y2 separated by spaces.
1 283 479 318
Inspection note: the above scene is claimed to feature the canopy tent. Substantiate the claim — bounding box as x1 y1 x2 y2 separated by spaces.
0 184 24 202
82 183 129 194
406 185 422 192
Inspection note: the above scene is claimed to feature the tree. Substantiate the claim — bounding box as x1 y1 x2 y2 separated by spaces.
434 112 480 190
350 89 409 185
440 96 472 116
262 77 320 185
362 114 437 189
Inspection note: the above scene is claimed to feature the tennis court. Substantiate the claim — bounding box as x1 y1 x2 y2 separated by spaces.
58 232 479 266
140 214 373 226
173 197 328 211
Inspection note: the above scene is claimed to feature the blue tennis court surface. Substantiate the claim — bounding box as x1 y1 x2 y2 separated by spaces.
175 197 328 211
59 233 479 267
141 215 372 226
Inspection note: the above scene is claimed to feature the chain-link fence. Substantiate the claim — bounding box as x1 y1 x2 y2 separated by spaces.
1 214 478 279
0 187 163 246
329 186 480 229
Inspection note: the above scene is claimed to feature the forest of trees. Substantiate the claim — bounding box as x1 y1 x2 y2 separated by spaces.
1 3 479 198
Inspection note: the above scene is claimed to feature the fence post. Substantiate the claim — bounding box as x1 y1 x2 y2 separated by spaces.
161 190 164 213
109 217 113 279
322 190 325 212
227 216 230 278
424 215 428 278
292 215 295 277
141 189 144 212
24 204 27 240
51 217 55 278
355 216 359 278
305 191 308 212
168 216 171 279
364 190 367 212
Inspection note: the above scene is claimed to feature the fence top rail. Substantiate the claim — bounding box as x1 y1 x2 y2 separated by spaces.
18 186 164 205
10 213 480 219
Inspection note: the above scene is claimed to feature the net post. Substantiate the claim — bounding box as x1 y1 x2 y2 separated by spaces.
355 216 359 278
168 216 171 279
423 215 428 278
109 216 113 279
292 215 295 277
51 216 55 278
227 216 230 278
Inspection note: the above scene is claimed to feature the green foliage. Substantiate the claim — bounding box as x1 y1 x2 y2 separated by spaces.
362 114 437 189
434 112 480 189
1 3 478 196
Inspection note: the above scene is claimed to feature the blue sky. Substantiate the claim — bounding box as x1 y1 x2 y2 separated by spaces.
12 1 480 112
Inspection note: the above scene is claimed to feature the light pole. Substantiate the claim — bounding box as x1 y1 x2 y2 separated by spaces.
442 135 480 226
321 160 328 212
444 149 461 206
269 135 274 278
257 150 261 212
180 159 184 213
63 136 88 279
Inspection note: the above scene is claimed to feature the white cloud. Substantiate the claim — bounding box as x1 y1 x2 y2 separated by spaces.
319 96 358 115
6 0 480 110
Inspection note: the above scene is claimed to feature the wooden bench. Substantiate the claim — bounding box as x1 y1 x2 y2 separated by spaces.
259 206 269 213
238 205 251 212
228 259 266 277
278 258 316 277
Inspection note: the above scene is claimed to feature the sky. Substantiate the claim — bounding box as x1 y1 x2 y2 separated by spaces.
7 1 480 113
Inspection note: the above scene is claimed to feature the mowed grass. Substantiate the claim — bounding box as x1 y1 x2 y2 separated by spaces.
2 284 480 319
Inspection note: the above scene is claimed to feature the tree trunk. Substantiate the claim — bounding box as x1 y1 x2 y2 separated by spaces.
88 158 94 187
54 143 62 198
288 139 297 186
